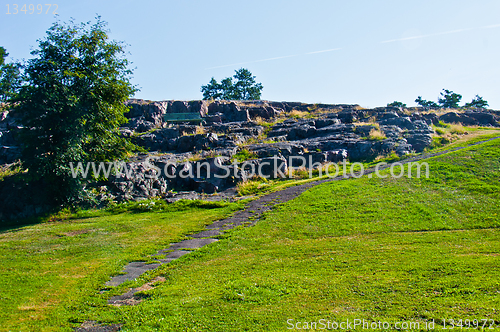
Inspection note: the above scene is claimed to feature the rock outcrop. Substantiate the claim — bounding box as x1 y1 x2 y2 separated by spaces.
1 99 499 212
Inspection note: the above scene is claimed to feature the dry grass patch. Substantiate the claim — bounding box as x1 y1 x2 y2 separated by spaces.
288 110 310 119
195 125 205 135
367 128 387 141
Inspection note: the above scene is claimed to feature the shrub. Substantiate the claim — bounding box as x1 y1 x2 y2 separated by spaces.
449 124 466 135
435 127 446 135
429 136 451 149
231 148 258 163
237 176 270 196
367 128 387 141
387 101 406 108
435 120 451 128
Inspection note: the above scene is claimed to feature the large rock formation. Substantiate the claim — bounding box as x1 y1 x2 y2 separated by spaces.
1 99 499 215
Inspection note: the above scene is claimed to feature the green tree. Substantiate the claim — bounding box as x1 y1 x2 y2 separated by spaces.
232 68 263 100
201 68 263 100
200 77 222 100
387 101 406 108
438 89 462 108
464 95 488 109
15 18 139 206
0 47 7 65
0 47 22 102
415 96 439 109
220 77 236 100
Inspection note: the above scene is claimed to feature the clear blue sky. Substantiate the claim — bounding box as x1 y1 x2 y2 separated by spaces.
2 0 499 108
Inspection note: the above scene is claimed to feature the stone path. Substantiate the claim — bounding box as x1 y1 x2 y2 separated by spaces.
79 136 500 330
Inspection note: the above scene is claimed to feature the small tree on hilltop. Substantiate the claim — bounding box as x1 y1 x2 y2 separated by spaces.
15 17 140 206
201 77 222 100
232 68 263 100
201 68 263 100
438 89 462 109
464 95 488 109
387 101 406 108
415 96 439 109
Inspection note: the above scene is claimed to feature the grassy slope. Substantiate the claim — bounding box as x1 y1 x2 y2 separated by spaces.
1 133 499 331
0 201 241 331
98 137 500 331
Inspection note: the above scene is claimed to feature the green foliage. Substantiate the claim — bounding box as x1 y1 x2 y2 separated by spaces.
0 47 6 65
429 136 451 148
231 148 258 163
0 47 22 102
387 101 406 107
0 163 22 182
415 96 439 108
237 176 271 196
201 68 263 100
434 127 446 135
15 17 140 206
435 120 451 128
464 94 488 109
200 77 221 100
438 89 462 108
416 90 486 109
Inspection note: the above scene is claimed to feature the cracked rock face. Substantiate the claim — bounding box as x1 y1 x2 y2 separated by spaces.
1 100 499 220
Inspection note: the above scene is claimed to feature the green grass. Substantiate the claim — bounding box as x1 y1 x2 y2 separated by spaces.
2 134 500 331
79 136 500 331
0 163 22 181
236 176 272 196
426 128 500 153
231 148 258 163
0 200 242 331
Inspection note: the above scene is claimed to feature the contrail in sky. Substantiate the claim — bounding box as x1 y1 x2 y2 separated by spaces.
205 23 500 70
381 23 500 43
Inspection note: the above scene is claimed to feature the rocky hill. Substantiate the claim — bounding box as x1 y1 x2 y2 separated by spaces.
1 99 499 220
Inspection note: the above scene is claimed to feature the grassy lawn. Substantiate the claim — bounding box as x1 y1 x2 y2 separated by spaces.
1 133 499 331
0 200 242 331
84 136 499 331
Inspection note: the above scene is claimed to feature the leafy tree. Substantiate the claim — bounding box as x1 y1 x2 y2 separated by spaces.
201 68 263 100
0 47 22 103
232 68 263 100
387 101 406 108
438 89 462 108
464 95 488 109
220 77 235 100
201 77 222 100
415 96 439 109
0 47 7 65
15 18 139 206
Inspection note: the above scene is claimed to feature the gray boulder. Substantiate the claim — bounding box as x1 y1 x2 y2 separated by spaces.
315 118 341 128
287 125 316 140
248 156 288 179
378 117 414 130
208 102 250 122
406 133 432 152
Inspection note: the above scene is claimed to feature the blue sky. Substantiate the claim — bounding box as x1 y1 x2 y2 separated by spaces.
2 0 499 108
